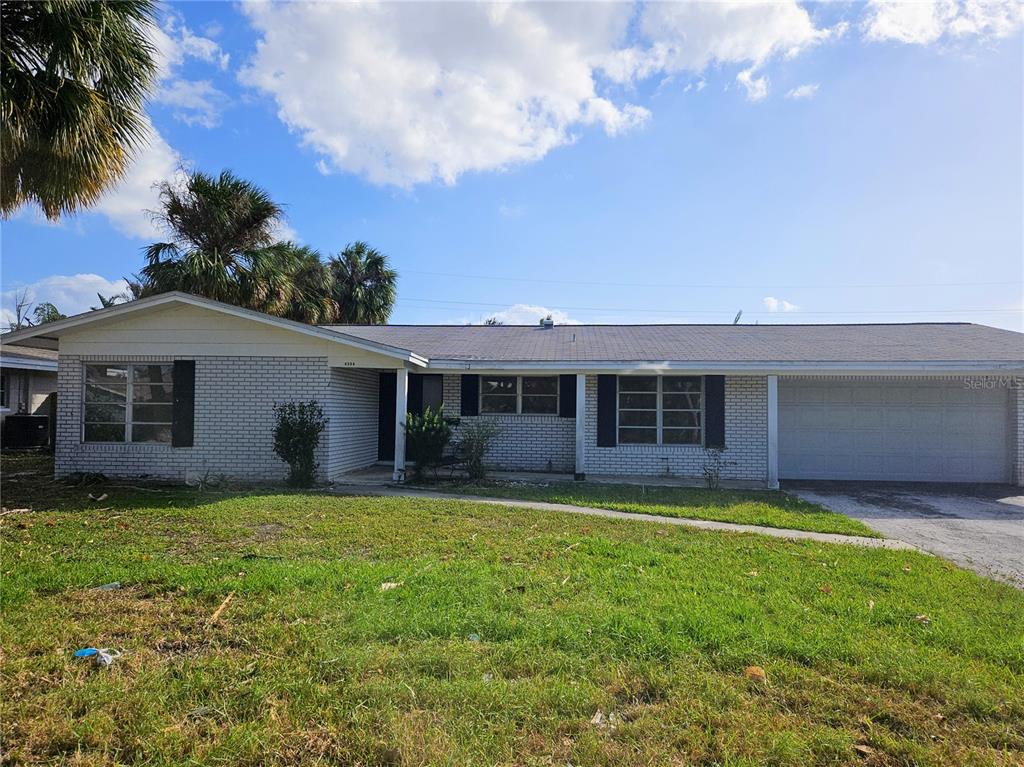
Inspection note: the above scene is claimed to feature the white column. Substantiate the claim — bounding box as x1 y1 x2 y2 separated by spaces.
575 373 586 480
766 375 779 489
393 368 408 482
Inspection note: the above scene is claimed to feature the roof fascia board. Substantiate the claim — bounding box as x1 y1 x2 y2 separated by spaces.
0 357 58 372
426 360 1024 375
0 292 427 366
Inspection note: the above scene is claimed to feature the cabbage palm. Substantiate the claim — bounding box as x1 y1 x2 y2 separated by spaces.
140 170 285 304
328 242 397 324
1 0 159 219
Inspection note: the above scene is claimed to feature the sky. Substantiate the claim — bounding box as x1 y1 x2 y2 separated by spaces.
2 0 1023 331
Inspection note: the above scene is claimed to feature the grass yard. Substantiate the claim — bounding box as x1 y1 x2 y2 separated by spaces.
3 453 1023 766
430 479 880 538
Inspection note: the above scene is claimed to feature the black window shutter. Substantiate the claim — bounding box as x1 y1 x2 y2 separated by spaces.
596 375 616 446
460 374 479 416
704 375 726 449
171 360 195 447
408 374 424 417
558 374 576 418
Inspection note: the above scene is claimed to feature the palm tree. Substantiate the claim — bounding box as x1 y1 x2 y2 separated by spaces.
1 1 159 220
245 243 337 325
141 170 286 304
328 242 397 324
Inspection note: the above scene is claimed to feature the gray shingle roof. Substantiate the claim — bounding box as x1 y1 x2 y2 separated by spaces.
322 323 1024 363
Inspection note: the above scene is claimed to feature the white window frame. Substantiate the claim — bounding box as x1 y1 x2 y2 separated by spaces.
479 375 560 415
617 375 704 446
0 372 8 410
82 362 174 444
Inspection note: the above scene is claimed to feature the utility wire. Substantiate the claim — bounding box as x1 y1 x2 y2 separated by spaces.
399 269 1015 290
397 296 1020 316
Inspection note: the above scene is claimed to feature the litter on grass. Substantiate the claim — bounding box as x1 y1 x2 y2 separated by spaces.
92 582 121 591
74 647 121 667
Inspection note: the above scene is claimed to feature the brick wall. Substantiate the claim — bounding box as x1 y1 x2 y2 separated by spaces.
325 368 379 476
55 355 329 482
583 374 768 482
1014 384 1024 486
441 374 576 472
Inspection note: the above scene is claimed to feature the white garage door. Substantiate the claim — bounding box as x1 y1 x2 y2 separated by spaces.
779 378 1011 482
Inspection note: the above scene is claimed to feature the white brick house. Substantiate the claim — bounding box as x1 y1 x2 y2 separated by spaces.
3 292 1022 487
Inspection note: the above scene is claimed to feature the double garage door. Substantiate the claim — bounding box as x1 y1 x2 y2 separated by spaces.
779 378 1011 483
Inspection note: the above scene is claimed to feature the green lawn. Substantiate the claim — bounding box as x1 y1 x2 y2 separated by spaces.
430 479 880 537
3 455 1023 766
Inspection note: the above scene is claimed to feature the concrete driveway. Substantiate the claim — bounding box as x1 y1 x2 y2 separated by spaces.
787 482 1024 588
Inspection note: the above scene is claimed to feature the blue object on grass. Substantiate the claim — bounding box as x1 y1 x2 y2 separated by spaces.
74 648 99 658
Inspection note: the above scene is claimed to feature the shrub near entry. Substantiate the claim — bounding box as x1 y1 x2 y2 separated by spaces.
405 406 454 480
273 401 327 486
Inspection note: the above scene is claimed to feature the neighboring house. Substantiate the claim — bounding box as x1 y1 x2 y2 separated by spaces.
1 292 1021 486
0 345 58 420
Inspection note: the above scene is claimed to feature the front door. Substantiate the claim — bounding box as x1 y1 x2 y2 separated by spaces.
377 372 396 461
377 372 444 462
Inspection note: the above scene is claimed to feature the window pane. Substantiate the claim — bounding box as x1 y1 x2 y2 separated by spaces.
522 395 557 414
132 383 173 403
132 404 173 423
84 423 125 442
132 423 172 443
663 377 701 393
86 364 127 383
619 427 657 444
619 410 657 427
481 395 516 414
618 376 657 392
663 393 701 411
663 428 701 445
85 383 127 404
522 376 558 395
664 410 701 428
481 376 516 395
619 392 656 410
85 403 127 423
133 364 174 384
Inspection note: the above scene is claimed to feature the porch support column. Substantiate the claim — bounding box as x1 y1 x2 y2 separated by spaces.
393 368 408 482
575 373 586 480
766 375 779 490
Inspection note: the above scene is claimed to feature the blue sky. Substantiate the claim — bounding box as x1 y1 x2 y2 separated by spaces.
2 1 1022 330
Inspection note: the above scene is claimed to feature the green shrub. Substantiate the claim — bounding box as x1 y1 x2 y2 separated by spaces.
460 420 500 481
272 401 327 487
405 406 453 481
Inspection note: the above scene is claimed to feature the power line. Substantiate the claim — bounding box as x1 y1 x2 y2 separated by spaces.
397 296 1021 316
399 269 1016 291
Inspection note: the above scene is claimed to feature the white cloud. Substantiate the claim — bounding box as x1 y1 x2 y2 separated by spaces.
152 80 228 128
478 304 581 326
93 118 185 239
149 11 230 128
786 83 820 100
2 274 130 326
236 0 1019 189
763 296 800 313
864 0 1024 44
240 2 648 188
736 68 770 101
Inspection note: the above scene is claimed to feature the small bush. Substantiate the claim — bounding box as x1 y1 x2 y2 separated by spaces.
273 401 327 487
460 420 500 481
405 406 453 481
702 447 725 489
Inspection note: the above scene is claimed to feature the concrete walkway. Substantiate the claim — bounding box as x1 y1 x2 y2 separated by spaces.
332 484 920 551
